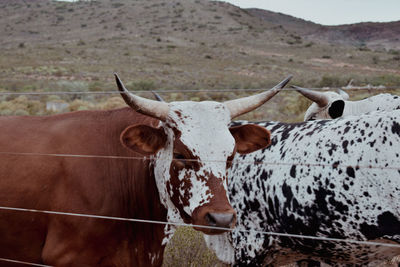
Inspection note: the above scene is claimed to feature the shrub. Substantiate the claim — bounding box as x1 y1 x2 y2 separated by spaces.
304 42 314 48
0 96 45 116
55 80 89 92
112 3 124 8
126 80 156 91
96 97 126 110
69 99 94 111
358 45 370 52
163 227 223 267
27 100 44 115
372 56 379 64
14 109 29 116
88 82 104 92
364 74 400 86
317 75 344 88
0 109 13 116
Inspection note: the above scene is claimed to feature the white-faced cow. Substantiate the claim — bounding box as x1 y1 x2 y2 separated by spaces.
0 74 292 266
293 86 400 121
205 111 400 266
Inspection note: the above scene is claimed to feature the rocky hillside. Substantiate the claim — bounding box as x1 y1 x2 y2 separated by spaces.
0 0 276 48
311 21 400 49
248 8 400 50
0 0 399 94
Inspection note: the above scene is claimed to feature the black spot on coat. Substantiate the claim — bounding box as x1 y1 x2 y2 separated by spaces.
346 167 355 178
290 165 296 178
392 121 400 136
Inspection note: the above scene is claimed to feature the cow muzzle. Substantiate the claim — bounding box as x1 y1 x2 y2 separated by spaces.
205 212 236 228
192 206 237 235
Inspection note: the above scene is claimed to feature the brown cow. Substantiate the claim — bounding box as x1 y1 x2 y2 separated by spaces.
0 74 291 266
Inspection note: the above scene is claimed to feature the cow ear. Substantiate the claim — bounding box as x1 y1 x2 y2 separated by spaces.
121 124 167 155
229 124 271 154
328 100 345 119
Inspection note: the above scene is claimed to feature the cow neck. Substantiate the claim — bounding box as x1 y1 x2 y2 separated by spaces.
343 94 400 117
149 122 177 244
104 108 168 221
343 98 376 117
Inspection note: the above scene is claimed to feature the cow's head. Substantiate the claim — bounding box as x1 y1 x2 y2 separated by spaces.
117 74 291 234
293 86 349 121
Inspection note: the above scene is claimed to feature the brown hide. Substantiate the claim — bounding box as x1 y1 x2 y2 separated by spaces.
0 108 167 266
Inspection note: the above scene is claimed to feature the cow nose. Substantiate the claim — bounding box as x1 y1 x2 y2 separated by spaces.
205 212 235 228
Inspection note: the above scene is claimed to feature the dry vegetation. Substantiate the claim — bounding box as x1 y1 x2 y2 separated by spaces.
0 0 399 266
1 0 400 93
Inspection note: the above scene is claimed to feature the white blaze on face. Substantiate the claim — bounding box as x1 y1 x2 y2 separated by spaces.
153 101 235 224
168 101 235 215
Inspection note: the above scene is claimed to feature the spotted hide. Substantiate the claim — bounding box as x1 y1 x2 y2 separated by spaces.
205 110 400 266
293 87 400 121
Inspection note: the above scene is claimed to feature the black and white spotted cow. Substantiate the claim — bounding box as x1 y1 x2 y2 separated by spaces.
293 86 400 121
204 110 400 266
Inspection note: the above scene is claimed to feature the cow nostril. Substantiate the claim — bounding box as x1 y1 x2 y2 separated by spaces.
205 212 234 228
205 213 217 226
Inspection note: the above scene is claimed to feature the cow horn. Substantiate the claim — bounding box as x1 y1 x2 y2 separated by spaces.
115 73 169 121
337 89 350 100
292 85 329 107
152 91 165 102
224 75 293 119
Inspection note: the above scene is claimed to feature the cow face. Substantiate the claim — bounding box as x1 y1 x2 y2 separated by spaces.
121 102 271 235
116 74 290 234
293 86 349 121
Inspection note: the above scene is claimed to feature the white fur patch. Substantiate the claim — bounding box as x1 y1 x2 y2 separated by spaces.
152 101 235 238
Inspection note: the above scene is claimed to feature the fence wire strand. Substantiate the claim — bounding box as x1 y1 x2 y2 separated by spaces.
0 151 399 171
0 86 399 96
0 257 51 267
0 206 399 249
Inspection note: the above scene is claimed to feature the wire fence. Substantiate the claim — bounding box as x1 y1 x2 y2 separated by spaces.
0 85 399 266
0 204 399 267
0 257 51 267
0 206 399 248
0 86 399 96
0 151 399 171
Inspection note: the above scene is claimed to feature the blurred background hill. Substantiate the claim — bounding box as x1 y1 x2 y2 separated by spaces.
1 0 399 92
1 0 399 121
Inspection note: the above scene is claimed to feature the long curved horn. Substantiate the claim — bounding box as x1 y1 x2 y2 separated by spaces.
292 85 329 107
152 91 165 102
224 75 293 119
115 73 169 121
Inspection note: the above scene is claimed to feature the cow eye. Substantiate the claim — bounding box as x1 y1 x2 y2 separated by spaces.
174 153 185 160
